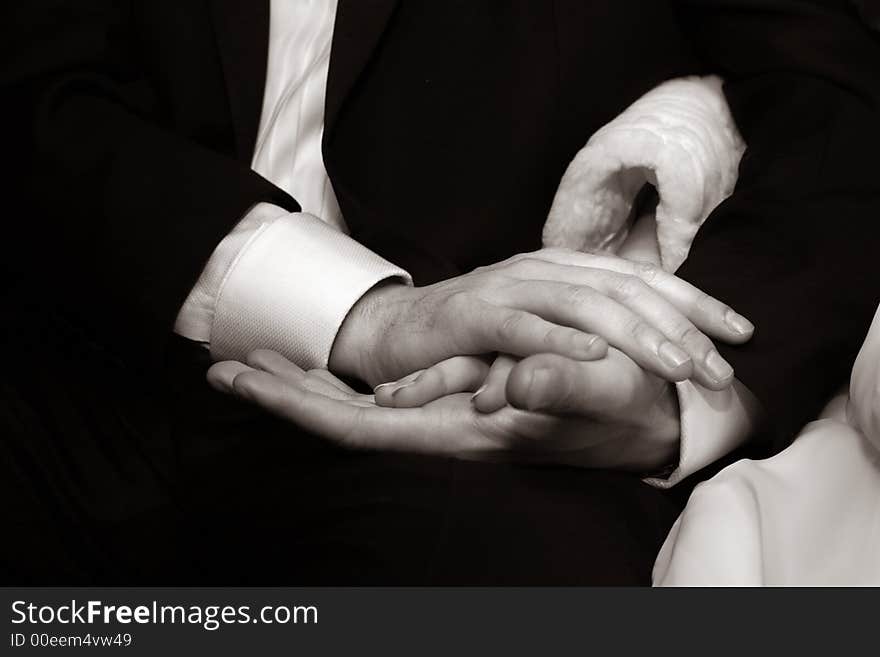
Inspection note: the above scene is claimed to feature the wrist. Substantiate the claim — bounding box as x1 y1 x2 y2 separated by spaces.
329 280 409 385
625 382 681 472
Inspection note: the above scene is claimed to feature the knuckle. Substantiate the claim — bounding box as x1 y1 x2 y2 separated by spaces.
427 364 448 388
520 256 545 268
478 270 509 287
501 251 529 265
543 325 569 349
614 274 647 301
497 311 525 342
635 260 660 285
538 246 569 259
677 325 715 358
494 252 533 270
447 289 478 313
505 256 541 277
677 324 706 347
565 283 594 306
627 318 654 344
694 291 720 315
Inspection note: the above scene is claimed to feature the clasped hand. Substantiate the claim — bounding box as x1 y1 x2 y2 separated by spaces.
208 248 753 471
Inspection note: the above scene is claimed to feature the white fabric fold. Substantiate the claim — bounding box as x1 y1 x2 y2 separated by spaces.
174 202 290 343
645 379 759 489
544 75 745 272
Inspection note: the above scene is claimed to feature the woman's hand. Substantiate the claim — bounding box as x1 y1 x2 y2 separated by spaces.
330 248 753 391
373 354 513 413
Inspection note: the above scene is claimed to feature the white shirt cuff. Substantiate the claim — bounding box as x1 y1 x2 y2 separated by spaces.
644 379 759 488
208 211 411 369
174 202 290 343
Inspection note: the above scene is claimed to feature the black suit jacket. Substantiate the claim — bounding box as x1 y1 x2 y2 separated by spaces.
4 0 880 453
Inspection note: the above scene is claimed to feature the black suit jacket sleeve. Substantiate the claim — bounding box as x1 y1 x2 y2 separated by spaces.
674 0 880 452
5 2 298 369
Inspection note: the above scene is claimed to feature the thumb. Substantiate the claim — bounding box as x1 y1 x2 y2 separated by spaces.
505 350 641 416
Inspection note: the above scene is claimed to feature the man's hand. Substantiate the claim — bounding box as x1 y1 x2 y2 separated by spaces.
208 347 680 472
329 248 752 389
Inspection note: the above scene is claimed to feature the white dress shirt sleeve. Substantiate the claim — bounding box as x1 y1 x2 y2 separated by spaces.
175 0 411 370
174 202 411 369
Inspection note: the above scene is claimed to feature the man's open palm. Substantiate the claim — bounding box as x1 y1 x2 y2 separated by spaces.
208 348 680 471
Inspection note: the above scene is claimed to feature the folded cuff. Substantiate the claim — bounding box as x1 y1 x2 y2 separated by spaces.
645 379 757 488
210 213 411 368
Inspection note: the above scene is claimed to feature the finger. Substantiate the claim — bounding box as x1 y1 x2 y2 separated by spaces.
497 279 698 384
471 354 517 413
474 305 608 363
505 351 646 416
207 360 257 394
503 261 733 389
300 371 366 400
226 368 369 442
245 349 306 384
377 356 491 408
305 369 377 402
520 250 754 343
306 370 377 403
373 369 425 405
247 349 353 399
308 369 359 395
230 368 493 456
246 349 370 401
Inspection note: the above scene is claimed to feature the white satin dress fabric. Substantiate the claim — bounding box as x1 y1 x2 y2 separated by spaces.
653 309 880 586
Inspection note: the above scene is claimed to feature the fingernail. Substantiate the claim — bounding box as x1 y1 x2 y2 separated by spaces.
725 310 754 336
573 334 605 359
470 383 488 404
525 368 554 411
375 371 421 396
705 349 734 383
390 380 416 398
658 341 690 370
